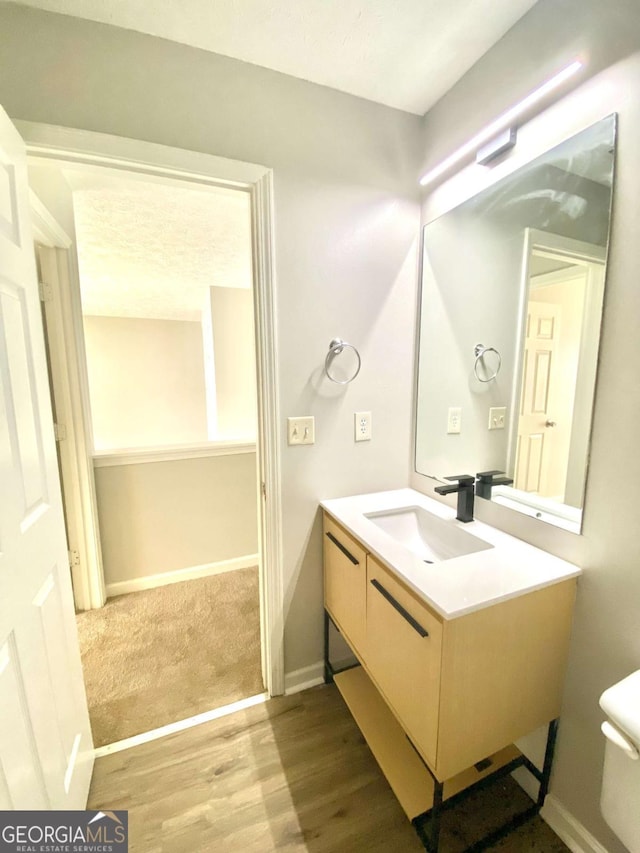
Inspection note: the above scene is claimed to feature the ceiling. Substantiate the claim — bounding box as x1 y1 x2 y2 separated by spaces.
70 172 252 322
15 0 539 115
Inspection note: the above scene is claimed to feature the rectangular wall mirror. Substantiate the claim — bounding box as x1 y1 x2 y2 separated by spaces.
415 115 616 533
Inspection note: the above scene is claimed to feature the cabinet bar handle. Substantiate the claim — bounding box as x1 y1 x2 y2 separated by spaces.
370 579 429 638
325 531 359 565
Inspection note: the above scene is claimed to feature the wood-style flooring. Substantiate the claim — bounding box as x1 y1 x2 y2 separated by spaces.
88 684 569 852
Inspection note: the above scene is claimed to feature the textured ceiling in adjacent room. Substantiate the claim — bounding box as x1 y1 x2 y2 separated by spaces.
14 0 539 115
71 173 252 322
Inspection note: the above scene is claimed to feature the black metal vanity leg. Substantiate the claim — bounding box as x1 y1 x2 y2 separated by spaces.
537 718 559 809
323 609 333 684
429 780 444 852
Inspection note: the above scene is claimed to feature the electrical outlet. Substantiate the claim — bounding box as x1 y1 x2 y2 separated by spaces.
447 407 462 434
287 416 315 445
355 411 372 442
488 406 506 430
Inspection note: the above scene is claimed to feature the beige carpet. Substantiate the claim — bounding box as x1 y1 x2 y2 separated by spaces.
76 567 263 747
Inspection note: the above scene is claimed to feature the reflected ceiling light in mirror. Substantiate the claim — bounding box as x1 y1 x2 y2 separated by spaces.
419 60 584 188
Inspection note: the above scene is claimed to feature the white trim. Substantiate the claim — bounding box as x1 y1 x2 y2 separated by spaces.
92 440 256 468
17 121 267 187
526 228 607 266
105 554 259 597
18 122 284 699
35 245 106 610
252 171 285 697
530 267 595 291
63 734 82 794
94 692 269 757
511 771 610 853
284 662 325 695
541 794 611 853
30 189 72 248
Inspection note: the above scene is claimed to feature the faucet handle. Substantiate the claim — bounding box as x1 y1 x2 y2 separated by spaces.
476 470 505 482
436 474 475 523
445 474 475 486
475 470 514 498
476 470 513 485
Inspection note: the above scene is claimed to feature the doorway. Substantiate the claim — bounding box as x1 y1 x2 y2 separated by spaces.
511 229 606 508
22 123 284 746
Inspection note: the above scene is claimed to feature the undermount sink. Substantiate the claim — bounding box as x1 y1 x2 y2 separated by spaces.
365 505 493 563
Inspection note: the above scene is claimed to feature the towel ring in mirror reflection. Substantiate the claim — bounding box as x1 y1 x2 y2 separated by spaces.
325 338 362 384
474 343 502 383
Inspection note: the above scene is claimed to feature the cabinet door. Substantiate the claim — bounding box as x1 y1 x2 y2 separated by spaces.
366 556 443 769
323 514 367 653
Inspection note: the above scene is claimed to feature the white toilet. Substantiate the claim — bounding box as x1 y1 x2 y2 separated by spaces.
600 670 640 852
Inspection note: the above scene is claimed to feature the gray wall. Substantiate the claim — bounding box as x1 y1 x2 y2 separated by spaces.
414 0 640 848
95 454 258 587
83 315 208 450
0 5 422 676
416 210 524 477
208 286 257 439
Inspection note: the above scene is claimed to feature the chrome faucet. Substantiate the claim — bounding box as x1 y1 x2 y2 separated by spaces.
434 475 475 523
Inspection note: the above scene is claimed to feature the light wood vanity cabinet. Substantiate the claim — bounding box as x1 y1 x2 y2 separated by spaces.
322 510 577 785
366 555 442 769
434 577 576 779
323 514 367 654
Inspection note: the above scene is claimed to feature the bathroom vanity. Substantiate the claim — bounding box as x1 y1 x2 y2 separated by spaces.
321 488 580 850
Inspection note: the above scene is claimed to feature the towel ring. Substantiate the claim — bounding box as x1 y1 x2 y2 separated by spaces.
325 338 361 384
474 343 502 383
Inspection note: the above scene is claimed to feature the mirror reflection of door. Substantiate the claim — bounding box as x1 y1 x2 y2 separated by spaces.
514 299 562 496
512 236 606 508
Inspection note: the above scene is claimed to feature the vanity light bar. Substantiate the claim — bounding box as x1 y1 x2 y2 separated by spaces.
419 59 584 187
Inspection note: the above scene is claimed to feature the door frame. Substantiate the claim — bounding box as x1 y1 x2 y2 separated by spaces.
31 199 107 613
18 120 285 697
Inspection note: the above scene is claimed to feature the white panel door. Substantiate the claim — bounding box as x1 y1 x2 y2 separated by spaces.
514 301 561 496
0 105 93 809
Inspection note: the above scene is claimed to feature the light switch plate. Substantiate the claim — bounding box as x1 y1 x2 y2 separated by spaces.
355 412 372 441
488 406 506 430
447 407 461 434
287 416 315 445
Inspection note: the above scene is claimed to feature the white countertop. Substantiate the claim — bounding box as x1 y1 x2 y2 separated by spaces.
321 488 581 620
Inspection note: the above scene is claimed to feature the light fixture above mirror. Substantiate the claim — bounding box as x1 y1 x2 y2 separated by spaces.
419 60 584 188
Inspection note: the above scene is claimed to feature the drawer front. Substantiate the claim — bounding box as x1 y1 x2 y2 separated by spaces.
323 514 367 653
366 555 442 768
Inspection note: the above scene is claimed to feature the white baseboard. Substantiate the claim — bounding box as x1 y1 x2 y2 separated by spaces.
105 554 259 597
512 768 609 853
284 661 325 695
541 795 611 853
